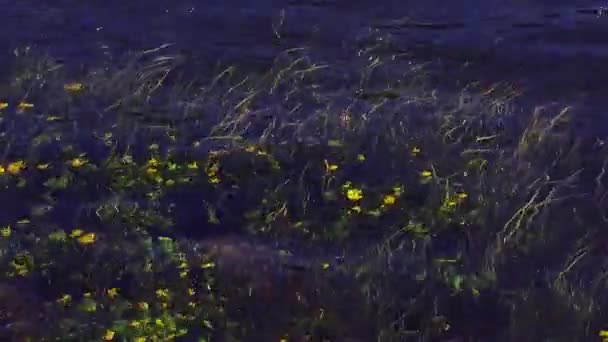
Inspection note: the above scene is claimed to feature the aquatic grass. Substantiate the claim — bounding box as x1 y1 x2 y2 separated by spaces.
0 41 607 341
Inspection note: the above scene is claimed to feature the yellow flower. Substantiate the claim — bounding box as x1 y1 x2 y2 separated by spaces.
156 288 170 300
324 159 339 172
77 232 96 245
392 186 403 196
209 176 220 184
11 260 29 276
57 294 72 306
129 320 141 328
383 195 396 206
187 161 198 170
1 225 11 237
188 288 196 296
64 82 83 92
7 160 26 175
70 229 83 238
0 102 8 109
147 157 159 167
411 146 421 156
106 287 119 299
356 154 366 162
17 102 34 110
155 318 164 327
328 164 338 171
345 188 363 201
36 163 50 170
137 302 149 311
69 157 87 168
0 165 5 175
145 167 157 175
201 261 215 269
420 170 433 178
102 329 115 341
134 337 146 342
205 161 219 177
457 192 468 199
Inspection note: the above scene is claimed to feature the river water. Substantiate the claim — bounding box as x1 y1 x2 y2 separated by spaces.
3 1 608 92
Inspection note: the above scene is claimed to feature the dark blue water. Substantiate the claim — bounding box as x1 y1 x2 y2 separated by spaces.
3 0 608 118
3 1 607 76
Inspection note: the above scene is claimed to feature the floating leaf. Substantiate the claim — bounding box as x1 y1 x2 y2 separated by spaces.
44 175 70 189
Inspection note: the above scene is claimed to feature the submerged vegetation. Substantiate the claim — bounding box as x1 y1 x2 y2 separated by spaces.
0 42 608 341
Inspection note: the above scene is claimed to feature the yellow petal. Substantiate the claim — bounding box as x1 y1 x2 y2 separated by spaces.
18 102 34 109
103 329 115 341
77 232 96 245
70 229 83 237
7 161 26 175
420 170 433 178
64 82 84 92
383 195 396 205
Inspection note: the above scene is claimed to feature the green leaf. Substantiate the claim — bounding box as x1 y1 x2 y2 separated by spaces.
43 175 70 189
